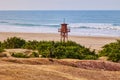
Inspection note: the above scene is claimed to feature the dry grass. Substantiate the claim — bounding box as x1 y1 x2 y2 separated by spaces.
0 58 120 80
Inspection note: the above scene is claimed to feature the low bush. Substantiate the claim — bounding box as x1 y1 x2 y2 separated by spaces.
3 37 26 49
0 37 98 60
23 40 39 50
38 41 98 59
11 52 29 58
0 47 4 53
0 42 4 53
99 40 120 62
29 52 39 58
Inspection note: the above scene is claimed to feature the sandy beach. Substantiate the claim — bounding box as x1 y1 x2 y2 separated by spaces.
0 32 119 51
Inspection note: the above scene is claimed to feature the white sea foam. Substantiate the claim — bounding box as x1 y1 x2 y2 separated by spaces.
0 23 120 37
69 23 120 30
0 24 57 33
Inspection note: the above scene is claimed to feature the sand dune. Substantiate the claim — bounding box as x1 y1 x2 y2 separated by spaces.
0 58 120 80
0 32 120 80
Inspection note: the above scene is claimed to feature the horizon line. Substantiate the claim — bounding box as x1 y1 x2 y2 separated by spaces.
0 9 120 11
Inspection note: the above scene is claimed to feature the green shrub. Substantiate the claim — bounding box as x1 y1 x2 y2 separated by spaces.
3 37 26 49
84 55 98 60
38 42 53 58
53 46 66 59
23 40 39 50
0 42 4 53
37 41 98 59
0 47 4 53
29 52 39 58
11 53 29 58
1 37 98 60
99 40 120 62
108 52 120 62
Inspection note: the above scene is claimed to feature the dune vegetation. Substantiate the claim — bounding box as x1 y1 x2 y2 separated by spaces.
99 40 120 62
0 37 98 60
0 37 120 62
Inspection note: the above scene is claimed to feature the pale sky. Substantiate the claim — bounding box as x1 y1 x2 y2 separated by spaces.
0 0 120 10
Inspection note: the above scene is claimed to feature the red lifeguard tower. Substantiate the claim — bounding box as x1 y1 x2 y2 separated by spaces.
58 20 70 42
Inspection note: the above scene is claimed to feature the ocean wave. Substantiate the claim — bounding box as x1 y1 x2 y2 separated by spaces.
0 21 60 27
69 23 120 30
0 20 41 26
0 21 9 23
11 23 41 27
0 21 120 30
0 24 119 37
11 23 60 27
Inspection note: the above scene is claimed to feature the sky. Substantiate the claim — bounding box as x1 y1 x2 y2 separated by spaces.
0 0 120 10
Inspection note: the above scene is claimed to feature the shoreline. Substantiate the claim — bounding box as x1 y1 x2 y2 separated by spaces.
0 32 119 51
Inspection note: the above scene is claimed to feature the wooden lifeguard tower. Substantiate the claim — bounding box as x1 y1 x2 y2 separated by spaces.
58 19 70 42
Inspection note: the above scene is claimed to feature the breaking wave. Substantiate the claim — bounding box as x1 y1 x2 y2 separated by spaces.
0 20 120 31
69 23 120 30
0 21 60 27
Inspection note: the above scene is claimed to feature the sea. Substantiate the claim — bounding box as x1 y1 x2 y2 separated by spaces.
0 10 120 37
